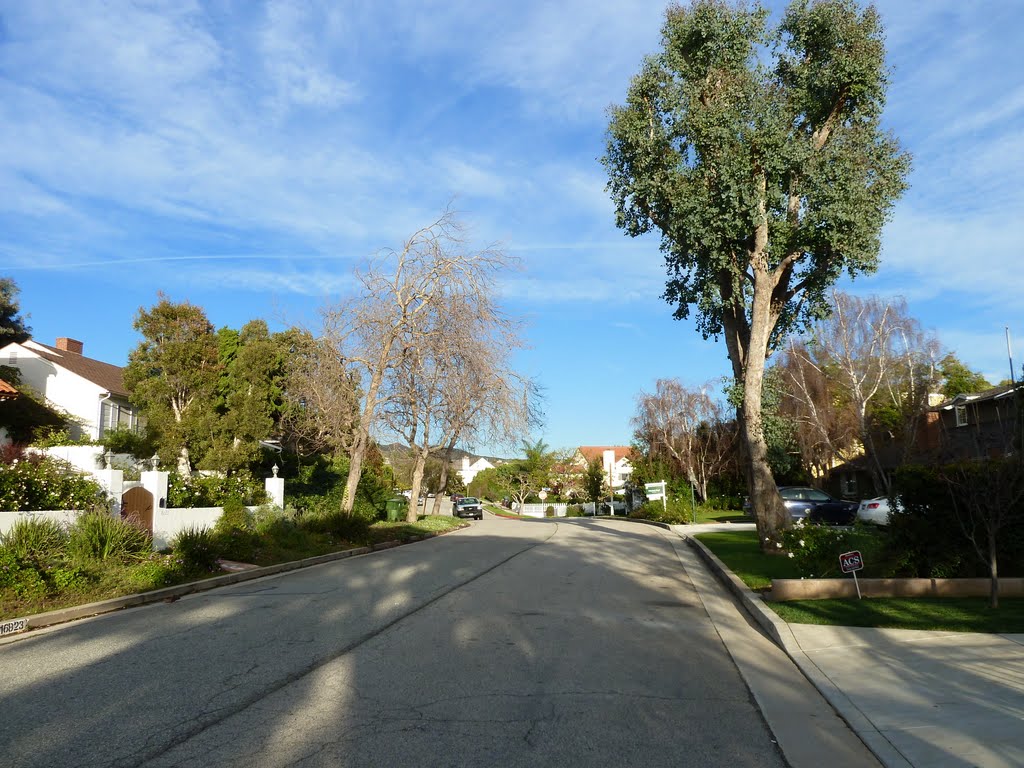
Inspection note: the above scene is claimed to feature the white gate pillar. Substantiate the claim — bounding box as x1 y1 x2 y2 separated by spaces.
141 470 170 511
93 469 125 517
265 465 285 508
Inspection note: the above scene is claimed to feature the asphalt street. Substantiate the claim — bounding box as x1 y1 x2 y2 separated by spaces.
0 516 867 767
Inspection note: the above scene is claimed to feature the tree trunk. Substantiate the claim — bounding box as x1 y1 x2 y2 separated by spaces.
407 447 430 522
342 359 389 515
721 277 789 549
342 429 368 515
430 438 457 516
989 527 999 609
177 445 192 477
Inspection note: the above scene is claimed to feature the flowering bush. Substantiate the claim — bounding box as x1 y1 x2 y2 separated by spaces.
0 452 105 512
167 471 266 508
779 521 893 578
779 520 854 578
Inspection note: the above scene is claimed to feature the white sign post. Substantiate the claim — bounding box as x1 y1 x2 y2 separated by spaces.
839 550 864 599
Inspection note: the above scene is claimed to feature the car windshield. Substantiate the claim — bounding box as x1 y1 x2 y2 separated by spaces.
460 497 478 504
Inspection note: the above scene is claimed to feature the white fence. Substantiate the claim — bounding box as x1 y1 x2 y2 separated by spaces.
516 502 569 518
0 506 256 552
516 501 630 518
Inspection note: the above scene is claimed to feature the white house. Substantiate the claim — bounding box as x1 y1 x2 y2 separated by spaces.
573 446 634 492
0 337 141 441
456 456 496 486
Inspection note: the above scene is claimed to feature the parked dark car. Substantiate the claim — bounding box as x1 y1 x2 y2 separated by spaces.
743 486 858 525
454 496 483 520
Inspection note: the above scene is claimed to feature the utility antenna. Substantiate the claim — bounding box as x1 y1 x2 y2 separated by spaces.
1008 327 1017 387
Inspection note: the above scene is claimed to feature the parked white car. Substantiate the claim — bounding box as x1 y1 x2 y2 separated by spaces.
857 497 892 525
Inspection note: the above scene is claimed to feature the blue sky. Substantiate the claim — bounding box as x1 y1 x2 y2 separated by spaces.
2 1 1022 456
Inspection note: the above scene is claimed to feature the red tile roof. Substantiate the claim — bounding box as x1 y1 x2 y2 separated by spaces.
24 341 129 397
0 378 18 399
577 446 635 463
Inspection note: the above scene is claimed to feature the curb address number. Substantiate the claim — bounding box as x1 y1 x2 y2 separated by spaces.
0 618 28 637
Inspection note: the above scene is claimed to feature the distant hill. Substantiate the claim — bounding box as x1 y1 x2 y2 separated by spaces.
377 442 509 466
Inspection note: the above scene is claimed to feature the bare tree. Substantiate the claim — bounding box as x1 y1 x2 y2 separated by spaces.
632 378 734 502
783 291 940 495
379 316 449 521
279 330 360 457
426 310 537 516
321 209 514 515
776 339 859 484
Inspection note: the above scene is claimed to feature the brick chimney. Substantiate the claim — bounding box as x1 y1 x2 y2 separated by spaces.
56 337 84 355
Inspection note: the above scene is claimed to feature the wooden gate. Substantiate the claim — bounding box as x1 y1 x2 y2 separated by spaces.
121 486 154 533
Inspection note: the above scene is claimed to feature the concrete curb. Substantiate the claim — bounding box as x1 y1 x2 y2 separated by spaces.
4 526 465 641
684 533 911 768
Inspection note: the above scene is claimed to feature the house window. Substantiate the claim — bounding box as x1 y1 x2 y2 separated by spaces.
842 474 857 497
955 405 968 428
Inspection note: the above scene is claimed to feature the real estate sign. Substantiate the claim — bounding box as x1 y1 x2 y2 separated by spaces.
644 481 666 501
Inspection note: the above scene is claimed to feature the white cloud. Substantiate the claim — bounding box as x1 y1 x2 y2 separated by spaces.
259 0 358 111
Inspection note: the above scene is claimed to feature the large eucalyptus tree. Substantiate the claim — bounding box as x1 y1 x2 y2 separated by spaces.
604 0 910 545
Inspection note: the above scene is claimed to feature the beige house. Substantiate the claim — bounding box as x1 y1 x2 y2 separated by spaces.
0 337 141 441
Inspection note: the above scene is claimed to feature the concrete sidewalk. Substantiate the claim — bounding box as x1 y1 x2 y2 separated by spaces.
676 523 1024 768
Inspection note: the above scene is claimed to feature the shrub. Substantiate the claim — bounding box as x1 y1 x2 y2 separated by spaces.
214 497 254 535
68 512 152 563
0 453 106 512
1 516 68 564
300 510 370 544
126 554 184 591
99 427 156 459
171 527 220 572
47 564 89 592
210 498 261 561
888 464 985 578
167 471 266 508
31 427 96 448
565 504 584 517
544 505 555 518
251 503 299 535
779 521 891 578
630 499 691 525
0 548 48 598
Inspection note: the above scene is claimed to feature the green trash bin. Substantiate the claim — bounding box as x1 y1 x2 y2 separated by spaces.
385 496 406 522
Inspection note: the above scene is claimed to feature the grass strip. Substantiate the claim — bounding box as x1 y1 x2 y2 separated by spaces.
770 597 1024 634
695 530 802 590
695 528 1024 633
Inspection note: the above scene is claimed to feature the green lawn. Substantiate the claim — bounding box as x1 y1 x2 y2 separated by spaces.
695 529 1024 633
692 507 749 524
695 531 803 590
771 598 1024 634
